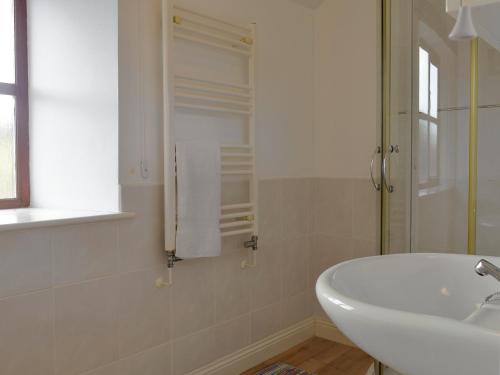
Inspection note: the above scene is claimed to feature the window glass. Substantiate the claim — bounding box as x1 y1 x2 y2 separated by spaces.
0 0 16 84
0 95 16 199
429 122 438 178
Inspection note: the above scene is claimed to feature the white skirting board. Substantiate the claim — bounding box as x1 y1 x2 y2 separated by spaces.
186 317 357 375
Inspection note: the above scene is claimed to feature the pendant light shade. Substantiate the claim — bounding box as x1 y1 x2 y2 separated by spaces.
449 5 478 41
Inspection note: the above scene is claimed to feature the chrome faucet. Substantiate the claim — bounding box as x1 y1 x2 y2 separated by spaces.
475 259 500 282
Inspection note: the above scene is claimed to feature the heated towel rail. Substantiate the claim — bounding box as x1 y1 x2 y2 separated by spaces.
162 2 258 278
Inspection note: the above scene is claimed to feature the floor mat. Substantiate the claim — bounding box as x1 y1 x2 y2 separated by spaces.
255 362 315 375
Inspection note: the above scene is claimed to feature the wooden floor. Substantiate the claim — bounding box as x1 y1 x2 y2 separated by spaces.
241 337 373 375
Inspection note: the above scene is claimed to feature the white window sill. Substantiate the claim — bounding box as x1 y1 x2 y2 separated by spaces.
0 208 135 232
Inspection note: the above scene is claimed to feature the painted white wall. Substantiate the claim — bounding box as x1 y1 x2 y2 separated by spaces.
312 0 379 178
28 0 120 211
119 0 315 184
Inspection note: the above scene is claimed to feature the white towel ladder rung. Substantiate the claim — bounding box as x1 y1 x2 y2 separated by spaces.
220 211 254 220
221 228 254 238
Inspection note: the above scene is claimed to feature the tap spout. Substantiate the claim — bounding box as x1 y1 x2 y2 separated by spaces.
475 259 500 282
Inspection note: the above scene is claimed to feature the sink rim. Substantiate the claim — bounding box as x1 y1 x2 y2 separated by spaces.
315 253 500 375
316 253 500 336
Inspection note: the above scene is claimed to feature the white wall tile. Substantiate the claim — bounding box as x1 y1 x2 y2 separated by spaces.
118 185 164 272
250 240 282 310
171 258 215 338
214 314 250 359
117 268 171 358
282 178 311 240
214 251 251 323
309 235 352 286
172 328 216 375
0 228 52 298
351 178 379 241
282 236 309 297
312 178 352 237
82 362 120 375
250 302 282 343
0 291 53 375
54 277 118 375
258 179 284 243
117 342 171 375
52 222 118 285
281 290 313 328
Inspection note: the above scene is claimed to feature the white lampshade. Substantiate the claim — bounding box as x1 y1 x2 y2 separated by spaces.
449 5 478 41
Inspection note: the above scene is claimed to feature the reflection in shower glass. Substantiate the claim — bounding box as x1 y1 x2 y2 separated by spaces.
418 45 440 189
419 119 429 185
419 47 429 114
429 122 438 179
430 64 439 118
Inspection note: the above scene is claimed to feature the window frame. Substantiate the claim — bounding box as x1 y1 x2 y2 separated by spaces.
0 0 29 209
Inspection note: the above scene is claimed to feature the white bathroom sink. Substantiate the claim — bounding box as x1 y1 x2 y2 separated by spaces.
316 253 500 375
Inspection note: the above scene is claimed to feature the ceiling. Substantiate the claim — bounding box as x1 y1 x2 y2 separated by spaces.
289 0 327 9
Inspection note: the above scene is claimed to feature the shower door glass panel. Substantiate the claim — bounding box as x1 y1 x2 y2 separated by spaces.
477 33 500 255
386 1 470 253
385 0 413 254
411 0 469 253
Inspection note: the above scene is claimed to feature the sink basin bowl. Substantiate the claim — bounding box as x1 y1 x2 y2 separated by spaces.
316 253 500 375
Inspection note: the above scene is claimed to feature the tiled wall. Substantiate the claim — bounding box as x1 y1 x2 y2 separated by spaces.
309 178 379 318
0 178 377 375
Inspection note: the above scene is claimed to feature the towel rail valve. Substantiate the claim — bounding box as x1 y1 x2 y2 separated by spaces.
244 235 258 251
241 236 258 269
156 251 183 288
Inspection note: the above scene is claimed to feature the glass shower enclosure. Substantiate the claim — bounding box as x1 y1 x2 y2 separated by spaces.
383 0 500 256
381 0 500 373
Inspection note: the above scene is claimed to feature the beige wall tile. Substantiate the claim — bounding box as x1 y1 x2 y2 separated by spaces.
117 268 170 358
312 295 329 320
171 258 215 338
250 240 282 310
52 222 118 285
0 228 52 299
258 179 284 243
250 302 282 343
309 235 352 286
351 178 379 241
118 185 164 272
82 362 119 375
214 314 250 359
282 236 309 297
0 291 53 375
352 239 379 259
214 251 250 323
117 342 171 375
54 277 118 375
282 178 311 240
172 328 216 375
312 178 352 237
281 290 313 327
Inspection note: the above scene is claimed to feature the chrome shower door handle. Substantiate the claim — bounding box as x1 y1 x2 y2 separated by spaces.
382 145 399 193
370 146 382 191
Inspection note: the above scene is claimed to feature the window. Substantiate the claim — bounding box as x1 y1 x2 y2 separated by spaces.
418 46 439 189
0 0 29 208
